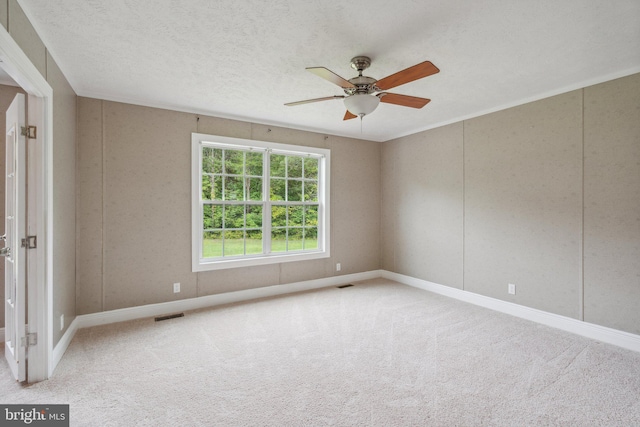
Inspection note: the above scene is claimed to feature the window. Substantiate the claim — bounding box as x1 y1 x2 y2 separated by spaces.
192 133 330 271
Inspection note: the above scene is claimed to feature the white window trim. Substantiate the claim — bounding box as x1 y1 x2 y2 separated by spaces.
191 133 330 272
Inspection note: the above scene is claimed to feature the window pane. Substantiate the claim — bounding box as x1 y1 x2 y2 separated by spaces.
270 178 285 201
224 205 245 229
203 231 222 258
303 181 317 202
202 147 214 173
213 176 222 200
202 175 214 201
287 180 302 202
246 205 262 228
270 154 286 177
202 147 223 174
246 177 262 201
224 230 244 256
203 204 223 230
195 137 329 270
224 176 243 200
246 152 263 176
288 206 303 226
288 228 303 251
224 150 243 175
271 205 286 227
304 157 318 179
246 230 262 255
288 156 302 178
304 228 318 249
203 204 213 229
304 205 318 226
271 228 286 252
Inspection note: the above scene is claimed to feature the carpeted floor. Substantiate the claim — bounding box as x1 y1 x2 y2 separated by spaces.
2 278 640 426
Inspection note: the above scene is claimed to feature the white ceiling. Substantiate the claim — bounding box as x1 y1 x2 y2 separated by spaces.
18 0 640 142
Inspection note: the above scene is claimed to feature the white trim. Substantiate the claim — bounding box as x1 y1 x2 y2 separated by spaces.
0 23 53 382
50 272 375 367
192 133 330 272
387 66 640 142
49 269 640 370
51 316 79 373
382 270 640 353
76 271 380 329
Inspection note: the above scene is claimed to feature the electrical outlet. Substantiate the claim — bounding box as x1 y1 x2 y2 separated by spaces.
336 263 341 272
508 283 516 295
60 314 64 331
173 283 181 293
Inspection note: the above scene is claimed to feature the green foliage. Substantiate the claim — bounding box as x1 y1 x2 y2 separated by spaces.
202 146 321 258
271 205 286 227
202 147 264 202
246 152 263 175
304 157 318 179
288 156 302 178
270 154 286 177
287 180 303 202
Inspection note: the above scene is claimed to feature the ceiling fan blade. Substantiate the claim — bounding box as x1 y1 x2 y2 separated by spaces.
343 110 358 120
375 61 439 91
285 95 345 106
379 93 431 108
307 67 356 89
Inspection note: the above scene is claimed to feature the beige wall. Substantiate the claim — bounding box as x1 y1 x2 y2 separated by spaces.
383 72 640 335
583 74 640 332
464 90 583 319
2 1 78 345
0 1 7 30
76 98 380 313
381 123 464 288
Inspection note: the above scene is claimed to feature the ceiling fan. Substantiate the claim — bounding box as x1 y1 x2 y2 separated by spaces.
285 56 439 120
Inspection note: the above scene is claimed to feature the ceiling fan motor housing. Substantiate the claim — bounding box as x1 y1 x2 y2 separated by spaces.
346 56 378 95
350 56 371 72
345 75 378 95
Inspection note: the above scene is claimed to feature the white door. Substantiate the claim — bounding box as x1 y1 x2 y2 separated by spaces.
3 93 26 382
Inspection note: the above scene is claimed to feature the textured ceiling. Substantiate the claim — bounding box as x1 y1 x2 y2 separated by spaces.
18 0 640 142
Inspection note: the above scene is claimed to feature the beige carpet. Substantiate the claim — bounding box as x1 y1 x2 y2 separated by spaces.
2 278 640 426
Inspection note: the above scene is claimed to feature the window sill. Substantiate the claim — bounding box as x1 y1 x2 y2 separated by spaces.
192 250 330 272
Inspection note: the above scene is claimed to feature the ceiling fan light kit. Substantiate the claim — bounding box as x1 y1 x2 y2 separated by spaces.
344 93 380 117
286 56 439 121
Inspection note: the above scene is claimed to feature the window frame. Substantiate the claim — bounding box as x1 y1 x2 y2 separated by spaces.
192 133 330 272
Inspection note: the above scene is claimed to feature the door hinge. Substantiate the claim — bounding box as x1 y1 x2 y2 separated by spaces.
21 235 37 249
21 333 37 347
21 125 37 139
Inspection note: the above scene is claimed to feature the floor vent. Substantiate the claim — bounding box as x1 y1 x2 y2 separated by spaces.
336 284 354 289
155 313 185 322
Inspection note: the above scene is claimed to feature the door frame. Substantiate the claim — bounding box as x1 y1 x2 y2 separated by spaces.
0 26 53 382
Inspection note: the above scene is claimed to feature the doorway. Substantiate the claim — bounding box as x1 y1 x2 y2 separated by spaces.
0 25 53 382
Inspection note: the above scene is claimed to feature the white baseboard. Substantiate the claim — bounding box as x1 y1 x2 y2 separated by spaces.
76 270 382 330
48 271 378 374
52 317 80 374
49 268 639 376
382 270 640 353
